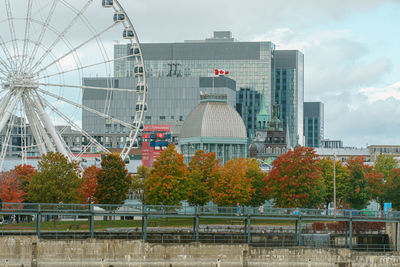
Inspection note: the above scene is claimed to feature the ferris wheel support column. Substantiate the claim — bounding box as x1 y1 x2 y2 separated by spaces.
0 92 12 115
26 97 56 153
31 92 70 160
0 90 22 134
22 95 47 155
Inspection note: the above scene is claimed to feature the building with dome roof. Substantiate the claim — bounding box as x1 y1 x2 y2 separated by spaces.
180 94 247 165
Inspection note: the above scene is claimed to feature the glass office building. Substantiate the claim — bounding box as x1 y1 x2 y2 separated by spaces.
304 102 324 148
114 31 275 113
273 50 304 147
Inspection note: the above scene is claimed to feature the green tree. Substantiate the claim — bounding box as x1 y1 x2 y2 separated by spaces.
318 157 349 208
28 152 80 203
186 150 221 206
343 157 370 210
145 144 188 205
384 168 400 210
131 165 150 203
246 159 268 207
375 154 398 179
264 147 325 208
95 153 130 207
210 158 255 206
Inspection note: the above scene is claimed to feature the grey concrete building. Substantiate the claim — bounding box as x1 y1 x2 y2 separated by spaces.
322 139 343 149
273 50 304 147
82 76 236 144
304 102 324 148
114 31 275 113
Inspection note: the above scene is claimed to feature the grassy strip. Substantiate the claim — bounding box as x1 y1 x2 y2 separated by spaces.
0 218 301 231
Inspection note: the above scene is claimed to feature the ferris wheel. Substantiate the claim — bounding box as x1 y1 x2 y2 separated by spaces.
0 0 147 170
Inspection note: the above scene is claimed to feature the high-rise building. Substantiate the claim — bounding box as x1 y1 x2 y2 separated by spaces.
273 50 304 147
236 88 261 139
114 31 275 113
303 102 324 148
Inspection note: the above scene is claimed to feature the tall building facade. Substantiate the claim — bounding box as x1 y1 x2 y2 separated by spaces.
82 76 236 142
114 31 275 113
304 102 324 148
273 50 304 147
236 88 261 139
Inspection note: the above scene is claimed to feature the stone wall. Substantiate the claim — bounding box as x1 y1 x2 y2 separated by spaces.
1 236 400 267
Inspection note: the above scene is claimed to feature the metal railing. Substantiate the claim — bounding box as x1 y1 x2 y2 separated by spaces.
1 202 399 220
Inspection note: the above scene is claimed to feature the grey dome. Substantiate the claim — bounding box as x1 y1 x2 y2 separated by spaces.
180 101 247 139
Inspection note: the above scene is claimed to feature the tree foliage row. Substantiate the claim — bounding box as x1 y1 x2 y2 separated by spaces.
1 146 400 211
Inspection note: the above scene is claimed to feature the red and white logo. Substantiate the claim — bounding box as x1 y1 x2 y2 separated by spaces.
214 69 230 76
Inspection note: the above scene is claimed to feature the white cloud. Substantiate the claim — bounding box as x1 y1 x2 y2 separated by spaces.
359 81 400 102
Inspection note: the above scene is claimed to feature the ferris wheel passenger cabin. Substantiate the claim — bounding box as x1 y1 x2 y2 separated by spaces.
113 12 125 22
102 0 113 7
123 28 135 39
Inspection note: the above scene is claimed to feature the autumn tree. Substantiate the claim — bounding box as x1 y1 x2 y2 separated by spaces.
0 170 26 206
145 144 188 205
14 164 36 194
28 152 81 204
95 153 130 206
79 166 101 204
343 157 370 210
318 158 349 208
365 165 385 210
186 150 221 206
131 165 150 203
210 158 255 206
264 147 325 208
384 168 400 210
374 154 398 179
246 159 268 207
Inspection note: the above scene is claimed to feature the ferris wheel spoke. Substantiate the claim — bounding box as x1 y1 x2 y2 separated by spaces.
0 36 17 71
37 82 138 93
30 92 71 159
5 0 21 69
20 0 33 73
29 0 94 72
41 97 111 155
35 54 133 80
36 87 135 130
34 22 118 75
26 0 60 69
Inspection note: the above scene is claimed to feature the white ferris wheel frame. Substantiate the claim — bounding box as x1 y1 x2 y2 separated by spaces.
0 0 147 170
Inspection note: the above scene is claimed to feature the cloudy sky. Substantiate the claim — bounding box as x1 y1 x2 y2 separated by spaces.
119 0 400 148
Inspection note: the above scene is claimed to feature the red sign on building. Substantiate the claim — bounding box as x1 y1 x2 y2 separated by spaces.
142 125 172 168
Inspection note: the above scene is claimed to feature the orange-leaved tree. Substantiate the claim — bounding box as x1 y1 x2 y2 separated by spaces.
187 150 221 206
14 164 36 194
145 144 188 206
264 147 324 208
0 170 26 207
80 166 101 204
95 153 130 207
246 158 268 207
210 158 255 207
364 165 385 210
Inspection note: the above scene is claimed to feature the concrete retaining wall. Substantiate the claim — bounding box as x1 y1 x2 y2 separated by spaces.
1 236 400 266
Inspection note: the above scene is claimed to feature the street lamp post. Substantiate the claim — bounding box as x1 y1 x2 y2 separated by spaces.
333 153 336 217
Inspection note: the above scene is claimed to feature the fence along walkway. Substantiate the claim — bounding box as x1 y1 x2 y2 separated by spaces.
0 202 399 250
